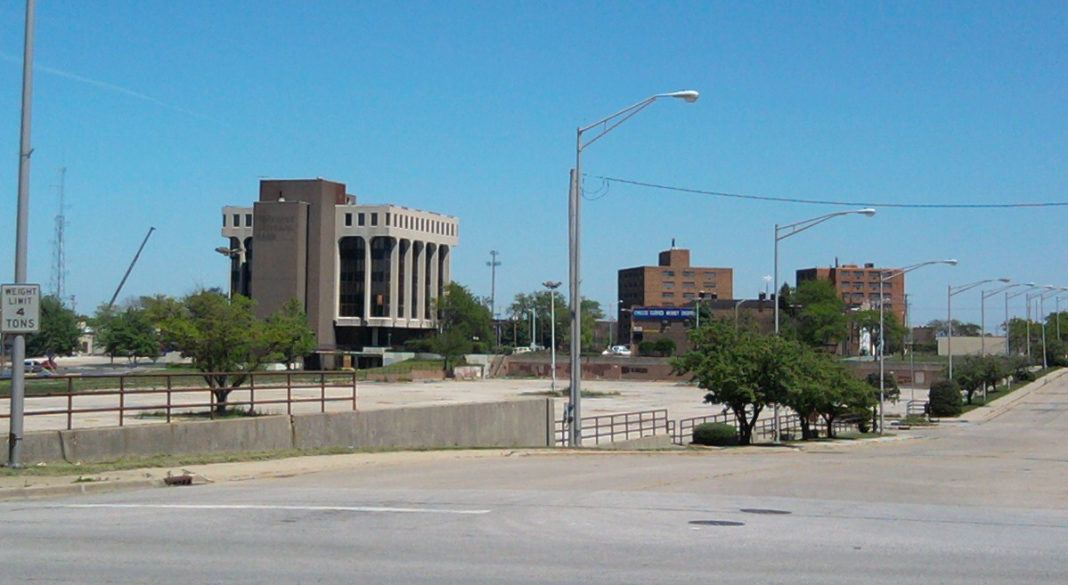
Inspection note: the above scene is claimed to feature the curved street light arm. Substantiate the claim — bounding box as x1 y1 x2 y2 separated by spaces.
578 90 700 150
983 282 1022 300
880 259 958 283
775 208 876 242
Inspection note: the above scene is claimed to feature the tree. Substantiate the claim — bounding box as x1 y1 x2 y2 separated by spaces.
853 309 908 356
94 305 160 363
926 319 982 337
160 290 271 412
25 296 81 357
864 372 899 432
953 355 1011 404
431 282 493 372
786 279 848 350
777 346 872 440
263 299 317 369
673 317 796 445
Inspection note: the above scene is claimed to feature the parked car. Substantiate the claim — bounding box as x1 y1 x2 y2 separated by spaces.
24 360 42 373
602 345 632 357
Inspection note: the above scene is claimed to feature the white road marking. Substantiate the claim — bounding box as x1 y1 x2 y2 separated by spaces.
58 503 491 515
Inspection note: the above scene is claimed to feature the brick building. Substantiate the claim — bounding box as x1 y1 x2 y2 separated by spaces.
617 246 733 344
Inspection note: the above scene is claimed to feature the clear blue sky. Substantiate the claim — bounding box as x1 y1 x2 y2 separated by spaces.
2 1 1065 330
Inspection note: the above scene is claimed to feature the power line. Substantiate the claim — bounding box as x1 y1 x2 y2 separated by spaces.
595 175 1068 209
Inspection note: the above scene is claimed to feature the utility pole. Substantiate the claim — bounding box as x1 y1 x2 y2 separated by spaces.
487 250 501 347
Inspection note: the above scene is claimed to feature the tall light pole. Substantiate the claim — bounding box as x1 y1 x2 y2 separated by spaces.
543 281 561 393
8 0 36 469
1037 287 1065 370
773 209 876 335
1025 286 1055 364
1005 284 1036 357
948 278 1009 378
568 90 699 447
487 250 501 347
981 282 1022 356
772 208 874 443
879 259 957 434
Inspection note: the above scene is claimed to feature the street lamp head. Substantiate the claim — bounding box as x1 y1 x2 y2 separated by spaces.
944 259 959 266
858 208 876 217
996 278 1011 283
665 90 700 103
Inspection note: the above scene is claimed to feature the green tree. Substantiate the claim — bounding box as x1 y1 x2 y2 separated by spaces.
853 309 908 356
432 282 493 372
263 299 317 369
786 279 848 350
953 355 1010 404
926 319 982 337
864 372 900 432
25 296 81 357
673 317 795 445
95 306 160 363
160 290 271 412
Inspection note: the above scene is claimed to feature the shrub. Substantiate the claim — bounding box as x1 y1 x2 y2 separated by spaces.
637 340 658 356
653 337 677 357
928 379 963 417
692 422 739 446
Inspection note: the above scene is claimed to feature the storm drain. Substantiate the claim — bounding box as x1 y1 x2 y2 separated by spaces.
739 508 791 515
689 520 745 527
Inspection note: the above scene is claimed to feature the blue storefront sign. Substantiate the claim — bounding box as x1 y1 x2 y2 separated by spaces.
631 306 695 321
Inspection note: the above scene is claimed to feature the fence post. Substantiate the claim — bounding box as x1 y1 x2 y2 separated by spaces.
119 376 126 427
249 372 255 414
286 372 293 415
320 371 326 413
66 376 74 430
166 375 173 424
351 371 357 411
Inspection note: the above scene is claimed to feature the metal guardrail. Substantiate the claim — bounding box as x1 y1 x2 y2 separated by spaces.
555 409 670 447
0 370 358 430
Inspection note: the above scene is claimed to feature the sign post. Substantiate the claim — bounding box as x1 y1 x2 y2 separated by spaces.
3 283 39 468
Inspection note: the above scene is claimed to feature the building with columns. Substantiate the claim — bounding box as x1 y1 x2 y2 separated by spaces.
221 178 458 365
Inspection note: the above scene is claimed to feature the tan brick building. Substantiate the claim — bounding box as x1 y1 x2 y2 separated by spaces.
795 262 907 325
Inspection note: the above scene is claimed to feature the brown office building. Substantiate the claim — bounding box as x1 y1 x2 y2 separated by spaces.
618 246 733 343
795 262 907 325
221 179 458 366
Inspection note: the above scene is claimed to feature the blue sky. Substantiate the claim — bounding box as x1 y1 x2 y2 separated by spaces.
1 1 1065 330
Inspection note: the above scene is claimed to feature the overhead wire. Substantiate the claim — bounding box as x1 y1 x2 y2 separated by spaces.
594 175 1068 209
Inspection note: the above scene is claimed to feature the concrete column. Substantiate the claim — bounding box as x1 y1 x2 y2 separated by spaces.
402 239 413 321
388 237 399 321
415 241 426 325
428 242 440 323
440 245 450 288
362 236 372 320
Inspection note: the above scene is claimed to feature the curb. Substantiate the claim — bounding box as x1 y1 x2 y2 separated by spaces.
0 478 164 502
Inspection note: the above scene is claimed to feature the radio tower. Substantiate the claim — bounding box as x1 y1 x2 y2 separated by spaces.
49 167 68 305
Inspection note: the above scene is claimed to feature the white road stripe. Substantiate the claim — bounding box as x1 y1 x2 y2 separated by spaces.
58 504 491 515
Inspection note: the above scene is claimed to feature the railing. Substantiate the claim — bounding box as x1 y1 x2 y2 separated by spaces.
673 411 733 445
0 370 358 431
555 409 670 447
906 400 929 419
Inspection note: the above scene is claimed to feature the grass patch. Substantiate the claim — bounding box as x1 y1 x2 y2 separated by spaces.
355 359 444 380
135 406 263 420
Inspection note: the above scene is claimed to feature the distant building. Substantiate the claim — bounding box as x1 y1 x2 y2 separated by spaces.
221 178 458 366
617 246 733 344
796 262 907 325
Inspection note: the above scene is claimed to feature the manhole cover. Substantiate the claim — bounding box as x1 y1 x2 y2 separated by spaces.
740 508 791 515
689 520 745 527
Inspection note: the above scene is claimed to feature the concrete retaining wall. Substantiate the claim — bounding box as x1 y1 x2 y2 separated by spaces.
0 398 554 465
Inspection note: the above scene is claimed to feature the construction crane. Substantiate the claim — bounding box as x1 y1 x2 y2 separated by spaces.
107 226 155 309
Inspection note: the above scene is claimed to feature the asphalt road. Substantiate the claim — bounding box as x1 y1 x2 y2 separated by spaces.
1 376 1065 584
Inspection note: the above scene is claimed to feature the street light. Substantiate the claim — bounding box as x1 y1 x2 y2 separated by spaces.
568 90 699 447
772 208 874 443
1036 287 1066 370
773 209 876 334
1025 286 1055 365
543 281 561 394
947 278 1009 378
879 259 957 434
981 282 1024 356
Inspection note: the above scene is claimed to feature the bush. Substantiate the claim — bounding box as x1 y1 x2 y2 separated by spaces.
653 337 676 357
928 380 963 417
637 340 658 357
692 422 739 446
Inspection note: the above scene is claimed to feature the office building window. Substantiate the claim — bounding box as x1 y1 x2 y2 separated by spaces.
371 213 378 226
345 213 352 227
245 214 252 227
358 213 365 226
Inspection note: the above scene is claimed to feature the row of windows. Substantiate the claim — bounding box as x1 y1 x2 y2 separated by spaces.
662 270 719 279
344 211 455 236
224 213 253 228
